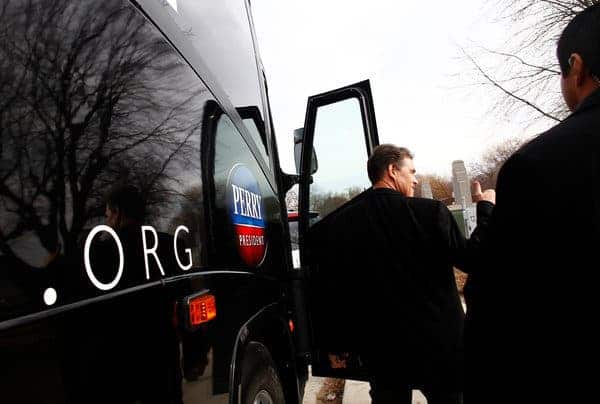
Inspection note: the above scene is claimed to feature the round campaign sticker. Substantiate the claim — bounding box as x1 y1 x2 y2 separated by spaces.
227 164 267 267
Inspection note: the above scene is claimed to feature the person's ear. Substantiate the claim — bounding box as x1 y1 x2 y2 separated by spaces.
568 53 586 86
386 163 396 178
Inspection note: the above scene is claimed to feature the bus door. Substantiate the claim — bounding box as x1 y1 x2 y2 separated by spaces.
296 80 379 380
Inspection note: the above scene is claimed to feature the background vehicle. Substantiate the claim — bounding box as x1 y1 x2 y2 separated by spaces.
0 1 381 403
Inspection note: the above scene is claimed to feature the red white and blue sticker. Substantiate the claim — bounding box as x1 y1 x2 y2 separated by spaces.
227 164 267 267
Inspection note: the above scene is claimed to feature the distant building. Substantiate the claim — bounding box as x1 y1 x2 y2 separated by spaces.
451 160 476 236
420 179 433 199
452 160 472 208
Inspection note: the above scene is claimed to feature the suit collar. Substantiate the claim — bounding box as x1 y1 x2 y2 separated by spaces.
572 87 600 116
371 186 402 195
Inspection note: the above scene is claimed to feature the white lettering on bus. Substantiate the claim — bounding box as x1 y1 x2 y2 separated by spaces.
232 184 240 215
81 223 200 291
252 193 262 219
84 225 124 291
141 226 165 280
238 234 265 247
174 225 193 271
231 183 262 220
244 189 252 217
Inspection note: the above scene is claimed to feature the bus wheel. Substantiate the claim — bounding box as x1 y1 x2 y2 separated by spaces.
241 343 285 404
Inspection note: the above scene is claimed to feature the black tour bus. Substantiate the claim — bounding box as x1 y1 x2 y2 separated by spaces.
0 0 381 403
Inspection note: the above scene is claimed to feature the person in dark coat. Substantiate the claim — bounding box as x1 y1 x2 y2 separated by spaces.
309 144 493 404
463 5 600 402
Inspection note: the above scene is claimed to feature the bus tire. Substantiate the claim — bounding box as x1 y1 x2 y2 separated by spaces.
241 342 285 404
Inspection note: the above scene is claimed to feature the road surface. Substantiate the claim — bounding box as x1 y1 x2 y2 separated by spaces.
302 371 427 404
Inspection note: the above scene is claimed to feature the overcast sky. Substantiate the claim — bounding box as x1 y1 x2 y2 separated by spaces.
251 0 557 177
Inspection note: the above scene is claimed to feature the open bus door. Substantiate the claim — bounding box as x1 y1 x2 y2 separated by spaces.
295 80 379 380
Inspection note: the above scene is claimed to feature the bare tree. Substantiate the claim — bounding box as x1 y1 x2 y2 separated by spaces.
0 0 204 268
469 138 523 189
310 186 364 218
415 175 453 204
463 0 599 123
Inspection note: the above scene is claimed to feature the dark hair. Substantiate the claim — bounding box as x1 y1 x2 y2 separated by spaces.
105 184 146 222
367 144 413 184
557 4 600 78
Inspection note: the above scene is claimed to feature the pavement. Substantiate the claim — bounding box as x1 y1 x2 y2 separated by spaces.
302 370 427 404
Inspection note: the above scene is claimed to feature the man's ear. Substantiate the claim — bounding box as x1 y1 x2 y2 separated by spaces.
569 53 586 87
386 163 396 178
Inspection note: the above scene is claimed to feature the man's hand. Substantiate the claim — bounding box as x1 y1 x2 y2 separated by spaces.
472 181 496 204
328 353 348 369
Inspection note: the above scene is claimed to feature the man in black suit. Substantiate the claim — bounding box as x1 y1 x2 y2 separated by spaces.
463 4 600 402
310 144 493 404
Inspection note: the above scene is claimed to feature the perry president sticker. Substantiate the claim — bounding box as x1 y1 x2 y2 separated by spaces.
226 164 267 267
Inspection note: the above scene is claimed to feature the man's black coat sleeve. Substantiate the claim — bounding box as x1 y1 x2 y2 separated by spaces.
436 199 494 275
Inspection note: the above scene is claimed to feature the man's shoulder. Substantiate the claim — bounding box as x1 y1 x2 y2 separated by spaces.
517 124 568 159
497 110 598 187
519 104 600 158
368 189 442 210
365 189 446 214
406 196 446 211
312 189 371 229
333 188 372 213
403 197 450 225
324 188 445 219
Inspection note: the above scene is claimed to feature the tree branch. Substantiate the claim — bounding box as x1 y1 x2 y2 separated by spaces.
460 46 561 122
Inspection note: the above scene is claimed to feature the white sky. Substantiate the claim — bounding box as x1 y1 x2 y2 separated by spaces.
251 0 557 177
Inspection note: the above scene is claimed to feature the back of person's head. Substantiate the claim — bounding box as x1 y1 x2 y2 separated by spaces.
105 184 146 223
367 144 413 184
557 4 600 79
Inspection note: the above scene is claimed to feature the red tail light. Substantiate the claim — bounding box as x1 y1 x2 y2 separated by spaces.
188 294 217 326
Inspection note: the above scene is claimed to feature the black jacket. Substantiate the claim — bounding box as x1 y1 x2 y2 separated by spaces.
464 89 600 401
308 187 485 389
